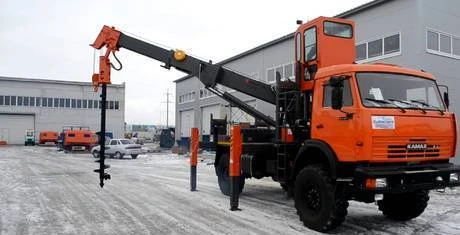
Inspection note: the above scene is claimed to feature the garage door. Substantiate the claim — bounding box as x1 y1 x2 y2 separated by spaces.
0 114 34 144
179 109 194 137
201 105 221 135
230 100 256 124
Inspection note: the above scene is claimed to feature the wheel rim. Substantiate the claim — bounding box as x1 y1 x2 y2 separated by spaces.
116 152 121 158
304 183 321 211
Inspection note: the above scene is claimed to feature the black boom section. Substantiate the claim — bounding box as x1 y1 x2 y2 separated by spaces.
117 33 276 125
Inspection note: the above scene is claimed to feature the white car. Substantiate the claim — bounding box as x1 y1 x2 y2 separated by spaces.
91 139 142 159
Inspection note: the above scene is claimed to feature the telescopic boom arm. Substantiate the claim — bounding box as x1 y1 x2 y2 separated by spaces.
91 26 276 126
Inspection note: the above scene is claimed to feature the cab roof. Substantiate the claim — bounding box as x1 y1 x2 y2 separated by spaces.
315 63 435 80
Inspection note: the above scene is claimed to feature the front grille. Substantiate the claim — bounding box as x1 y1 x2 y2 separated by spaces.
387 144 440 158
372 137 452 159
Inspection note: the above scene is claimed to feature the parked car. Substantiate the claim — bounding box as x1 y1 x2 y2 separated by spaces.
91 138 142 159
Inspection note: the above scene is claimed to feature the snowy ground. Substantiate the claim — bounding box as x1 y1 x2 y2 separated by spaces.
1 146 460 234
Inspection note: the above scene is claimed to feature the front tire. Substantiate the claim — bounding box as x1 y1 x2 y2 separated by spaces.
131 154 138 159
92 150 100 158
378 190 429 221
215 153 245 196
115 151 123 159
294 165 348 232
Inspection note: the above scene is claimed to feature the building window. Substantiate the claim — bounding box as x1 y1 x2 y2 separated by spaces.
53 98 59 107
88 99 93 109
384 34 400 54
77 99 82 108
24 96 29 106
356 43 366 61
10 96 16 106
178 92 196 104
42 97 47 107
30 97 35 106
0 96 3 105
355 32 401 63
427 30 438 51
47 98 53 107
82 99 87 108
266 62 295 83
59 98 64 107
5 96 10 105
36 97 41 107
65 99 70 108
94 100 99 109
266 68 275 83
109 101 114 109
368 39 383 58
199 88 216 99
115 101 119 109
284 64 294 81
17 96 23 106
426 28 460 59
71 99 76 108
275 66 283 81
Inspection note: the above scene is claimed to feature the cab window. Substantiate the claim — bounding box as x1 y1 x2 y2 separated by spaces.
323 21 352 38
323 78 353 107
109 140 118 145
304 27 317 61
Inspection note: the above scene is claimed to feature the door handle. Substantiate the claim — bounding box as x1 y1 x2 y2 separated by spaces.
316 124 324 129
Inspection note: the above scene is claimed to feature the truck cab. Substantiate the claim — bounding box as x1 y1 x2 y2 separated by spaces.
293 17 456 165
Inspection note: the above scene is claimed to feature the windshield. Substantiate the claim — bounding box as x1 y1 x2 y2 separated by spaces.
356 72 445 111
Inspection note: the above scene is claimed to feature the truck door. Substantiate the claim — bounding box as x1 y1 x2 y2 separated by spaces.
312 76 358 162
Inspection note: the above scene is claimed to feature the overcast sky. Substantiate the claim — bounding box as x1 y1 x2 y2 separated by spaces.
0 0 370 125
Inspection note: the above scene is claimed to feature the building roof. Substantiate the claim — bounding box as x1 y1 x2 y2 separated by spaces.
0 76 125 88
174 0 391 83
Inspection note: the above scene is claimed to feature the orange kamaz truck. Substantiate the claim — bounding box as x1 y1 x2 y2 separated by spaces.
39 131 59 144
58 126 98 151
90 16 459 231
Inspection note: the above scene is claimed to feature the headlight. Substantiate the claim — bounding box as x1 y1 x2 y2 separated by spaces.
365 178 387 189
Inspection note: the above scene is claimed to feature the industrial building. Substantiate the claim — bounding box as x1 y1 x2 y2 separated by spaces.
0 76 125 144
174 0 460 160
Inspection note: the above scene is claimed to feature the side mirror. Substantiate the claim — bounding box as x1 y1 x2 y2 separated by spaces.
443 91 449 109
329 76 345 110
438 84 449 109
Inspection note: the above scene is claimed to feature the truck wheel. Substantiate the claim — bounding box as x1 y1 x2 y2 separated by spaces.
131 154 138 159
215 153 245 196
294 165 348 232
378 190 429 221
92 151 100 158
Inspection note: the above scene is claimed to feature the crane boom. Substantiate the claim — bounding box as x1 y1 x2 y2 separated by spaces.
91 26 276 126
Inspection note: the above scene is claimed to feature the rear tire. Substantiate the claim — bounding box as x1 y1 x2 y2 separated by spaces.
378 190 429 221
131 154 138 159
215 153 245 196
92 151 100 158
294 165 348 232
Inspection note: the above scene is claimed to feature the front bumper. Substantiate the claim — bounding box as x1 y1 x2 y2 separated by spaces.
353 163 460 193
124 148 142 155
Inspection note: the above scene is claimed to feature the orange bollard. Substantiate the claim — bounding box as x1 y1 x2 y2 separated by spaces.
190 128 199 191
230 125 242 210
